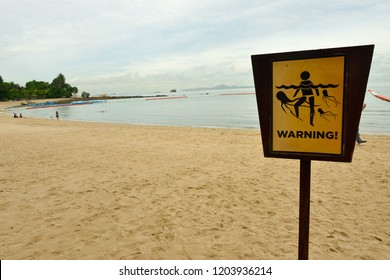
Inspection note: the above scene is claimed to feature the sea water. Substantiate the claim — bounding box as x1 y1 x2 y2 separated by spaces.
8 88 390 135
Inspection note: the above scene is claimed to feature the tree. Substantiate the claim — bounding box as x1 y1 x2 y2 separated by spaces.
49 73 78 98
25 80 50 99
0 81 23 100
63 84 78 98
25 80 50 91
48 73 65 97
0 74 79 100
81 91 90 98
0 75 5 101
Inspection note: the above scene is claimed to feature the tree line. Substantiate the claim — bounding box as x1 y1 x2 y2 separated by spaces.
0 73 79 101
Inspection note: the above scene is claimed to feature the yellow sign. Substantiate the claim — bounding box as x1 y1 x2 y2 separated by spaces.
272 56 345 154
252 45 374 162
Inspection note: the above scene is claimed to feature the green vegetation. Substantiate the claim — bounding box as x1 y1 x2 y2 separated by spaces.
81 91 90 98
0 73 78 101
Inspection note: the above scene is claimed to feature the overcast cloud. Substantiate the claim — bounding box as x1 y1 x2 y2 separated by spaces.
1 0 389 94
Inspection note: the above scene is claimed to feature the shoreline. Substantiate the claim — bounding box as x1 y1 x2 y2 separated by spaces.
2 100 389 136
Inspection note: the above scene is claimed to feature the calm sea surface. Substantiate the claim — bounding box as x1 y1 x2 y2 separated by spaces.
8 88 390 135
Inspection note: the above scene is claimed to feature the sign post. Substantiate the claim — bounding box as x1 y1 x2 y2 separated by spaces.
251 45 374 259
298 159 311 260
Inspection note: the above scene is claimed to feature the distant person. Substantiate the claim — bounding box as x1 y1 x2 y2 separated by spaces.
55 111 59 120
13 113 18 118
19 113 23 118
356 103 367 145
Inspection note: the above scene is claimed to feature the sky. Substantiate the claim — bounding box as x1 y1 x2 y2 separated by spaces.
1 0 390 95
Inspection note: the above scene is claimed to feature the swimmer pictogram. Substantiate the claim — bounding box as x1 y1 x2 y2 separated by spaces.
275 70 340 126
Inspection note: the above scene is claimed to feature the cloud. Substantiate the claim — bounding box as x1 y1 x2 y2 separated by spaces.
1 0 389 94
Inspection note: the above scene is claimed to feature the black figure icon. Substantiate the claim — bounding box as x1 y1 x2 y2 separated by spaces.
322 89 340 107
318 108 337 121
293 71 319 126
276 71 339 126
276 91 302 120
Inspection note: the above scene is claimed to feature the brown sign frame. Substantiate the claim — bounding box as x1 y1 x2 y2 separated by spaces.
252 45 374 162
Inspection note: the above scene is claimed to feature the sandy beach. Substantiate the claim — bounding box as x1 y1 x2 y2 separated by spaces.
1 101 389 260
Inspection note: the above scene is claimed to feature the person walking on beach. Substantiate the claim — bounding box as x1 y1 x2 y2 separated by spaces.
356 103 367 145
55 111 59 120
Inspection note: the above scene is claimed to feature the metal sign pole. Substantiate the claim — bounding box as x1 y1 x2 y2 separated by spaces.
298 159 311 260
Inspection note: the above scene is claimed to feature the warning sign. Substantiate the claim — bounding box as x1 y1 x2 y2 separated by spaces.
272 56 345 154
251 45 374 162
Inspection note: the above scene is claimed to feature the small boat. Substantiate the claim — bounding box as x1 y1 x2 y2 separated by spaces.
368 90 390 102
25 100 105 109
145 96 187 101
